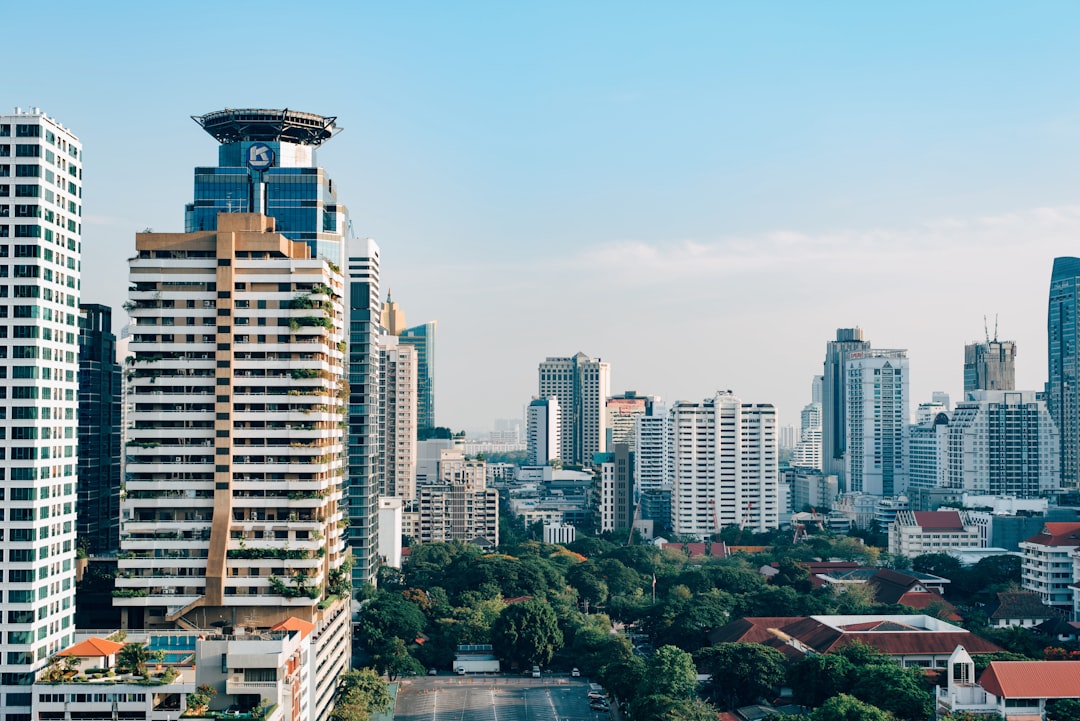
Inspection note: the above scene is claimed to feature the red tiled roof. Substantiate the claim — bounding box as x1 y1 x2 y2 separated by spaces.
896 593 962 621
979 661 1080 698
270 617 315 640
707 617 799 645
59 638 124 658
660 542 728 559
1023 523 1080 547
912 511 965 530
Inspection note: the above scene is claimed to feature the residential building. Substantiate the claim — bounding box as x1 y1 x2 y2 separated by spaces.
377 334 417 500
908 409 949 491
845 348 910 496
788 468 839 512
964 338 1016 392
415 436 458 485
399 321 436 431
1020 522 1080 609
669 392 778 538
940 646 1080 720
985 591 1060 629
605 391 658 448
888 510 981 558
347 237 382 586
526 396 560 466
792 377 823 470
538 352 611 466
119 213 350 631
821 328 871 484
544 523 576 544
0 108 82 718
377 496 403 568
439 448 486 490
634 399 669 495
946 390 1060 497
416 481 498 547
1048 257 1080 488
78 303 122 555
595 443 634 533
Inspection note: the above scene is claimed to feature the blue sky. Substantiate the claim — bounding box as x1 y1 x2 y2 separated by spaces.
10 1 1080 431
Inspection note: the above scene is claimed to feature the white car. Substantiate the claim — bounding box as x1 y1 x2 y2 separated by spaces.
571 667 580 677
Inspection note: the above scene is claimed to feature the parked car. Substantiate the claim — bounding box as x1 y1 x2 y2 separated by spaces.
590 700 610 712
428 668 437 676
531 666 541 678
571 667 580 677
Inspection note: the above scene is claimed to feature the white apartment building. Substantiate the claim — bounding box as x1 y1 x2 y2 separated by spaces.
888 510 981 558
669 392 778 538
416 482 499 546
792 401 822 469
439 448 486 490
635 401 670 494
377 496 403 568
118 214 350 632
845 349 909 496
0 108 82 717
526 396 560 465
909 410 950 490
946 390 1060 497
377 334 417 500
1020 522 1080 610
538 352 610 466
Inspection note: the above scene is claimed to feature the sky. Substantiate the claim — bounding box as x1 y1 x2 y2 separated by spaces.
8 1 1080 433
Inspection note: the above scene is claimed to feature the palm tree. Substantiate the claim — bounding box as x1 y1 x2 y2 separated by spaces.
117 643 163 677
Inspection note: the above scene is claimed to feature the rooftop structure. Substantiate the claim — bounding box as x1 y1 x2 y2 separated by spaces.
192 108 340 146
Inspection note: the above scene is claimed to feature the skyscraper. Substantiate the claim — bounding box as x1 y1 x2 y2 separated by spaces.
792 376 823 470
1048 256 1080 487
821 328 871 484
538 352 611 466
400 321 436 430
377 334 417 499
605 391 659 449
0 107 82 717
964 338 1016 392
118 213 350 630
348 238 382 586
77 303 121 555
669 392 778 538
845 349 910 496
526 396 560 465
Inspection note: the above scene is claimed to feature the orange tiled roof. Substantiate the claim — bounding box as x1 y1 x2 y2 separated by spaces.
1023 523 1080 547
59 638 124 657
979 660 1080 699
270 617 315 640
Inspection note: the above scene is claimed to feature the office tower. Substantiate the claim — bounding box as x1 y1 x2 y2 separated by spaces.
538 352 611 466
78 304 121 555
185 108 347 264
669 392 778 538
377 334 417 500
526 396 561 465
118 213 350 633
821 328 871 484
347 238 382 586
811 375 823 404
964 339 1016 392
1048 257 1080 487
908 409 950 491
400 321 436 431
0 108 82 717
947 391 1060 497
605 391 658 449
845 349 910 496
380 291 406 335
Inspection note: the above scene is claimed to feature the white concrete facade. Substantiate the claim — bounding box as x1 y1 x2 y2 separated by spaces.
845 349 909 496
377 334 417 500
537 352 610 466
526 396 560 466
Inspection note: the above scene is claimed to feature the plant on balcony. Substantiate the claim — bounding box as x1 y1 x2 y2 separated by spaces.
111 588 149 598
184 684 217 716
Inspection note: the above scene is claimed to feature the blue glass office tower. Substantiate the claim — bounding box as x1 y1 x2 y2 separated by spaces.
400 321 436 431
185 109 347 264
1048 257 1080 488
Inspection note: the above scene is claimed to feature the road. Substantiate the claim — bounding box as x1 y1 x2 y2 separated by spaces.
393 676 610 721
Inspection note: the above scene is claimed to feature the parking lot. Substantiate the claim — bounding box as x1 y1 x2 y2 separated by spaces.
394 676 610 721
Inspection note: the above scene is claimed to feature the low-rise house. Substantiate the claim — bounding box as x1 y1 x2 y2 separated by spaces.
939 645 1080 719
985 590 1061 628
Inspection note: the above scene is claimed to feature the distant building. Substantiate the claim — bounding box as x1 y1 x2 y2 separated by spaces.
378 496 404 568
670 392 778 537
888 510 981 558
1048 257 1080 487
538 352 611 466
634 399 670 498
605 391 659 449
595 443 634 533
526 396 561 465
822 328 871 484
908 410 950 491
544 523 576 545
400 321 437 431
793 376 823 470
378 335 418 500
416 481 499 547
845 349 909 496
964 338 1016 392
1020 522 1080 609
788 468 839 512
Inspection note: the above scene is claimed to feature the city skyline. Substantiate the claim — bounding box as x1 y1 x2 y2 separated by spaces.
7 2 1080 431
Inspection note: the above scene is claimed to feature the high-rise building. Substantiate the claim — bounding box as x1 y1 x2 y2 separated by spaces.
634 400 669 495
78 303 121 555
377 334 417 500
185 108 347 264
400 321 436 431
792 377 823 470
669 392 778 538
0 107 82 716
1048 257 1080 488
595 443 634 533
605 391 658 449
947 391 1060 497
118 213 350 632
908 409 950 491
415 451 498 546
347 238 382 586
822 328 871 484
964 338 1016 392
380 291 406 335
845 349 910 496
526 396 560 465
538 352 611 466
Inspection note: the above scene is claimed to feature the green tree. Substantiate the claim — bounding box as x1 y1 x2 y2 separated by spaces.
697 642 786 709
849 659 933 721
329 668 393 721
633 694 719 721
646 645 699 700
369 637 425 681
788 652 856 706
491 600 563 668
812 693 893 721
117 642 164 677
598 656 645 705
1048 698 1080 721
771 558 813 592
911 553 962 578
355 591 426 650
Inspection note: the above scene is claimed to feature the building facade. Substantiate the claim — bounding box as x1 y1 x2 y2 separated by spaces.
845 349 910 496
822 328 871 484
78 303 122 555
946 390 1060 497
604 391 658 449
526 396 560 466
118 213 350 630
669 392 778 538
377 334 417 500
399 321 436 431
964 338 1016 393
537 352 611 466
0 107 82 720
908 410 950 491
888 510 981 558
1020 522 1080 609
1048 257 1080 488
